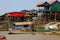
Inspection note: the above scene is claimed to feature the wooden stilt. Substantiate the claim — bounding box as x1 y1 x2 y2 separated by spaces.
55 12 57 22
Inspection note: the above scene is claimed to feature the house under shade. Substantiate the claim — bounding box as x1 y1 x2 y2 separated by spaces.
36 0 60 23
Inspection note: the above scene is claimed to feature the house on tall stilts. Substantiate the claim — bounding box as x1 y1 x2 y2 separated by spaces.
36 0 60 23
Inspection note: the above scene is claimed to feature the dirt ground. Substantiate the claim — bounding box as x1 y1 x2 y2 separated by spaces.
0 31 60 40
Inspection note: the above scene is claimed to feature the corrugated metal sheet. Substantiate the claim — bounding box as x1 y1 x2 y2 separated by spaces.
14 22 32 25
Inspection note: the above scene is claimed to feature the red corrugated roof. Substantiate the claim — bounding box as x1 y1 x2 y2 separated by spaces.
48 0 56 5
36 0 56 7
36 2 45 7
7 12 25 17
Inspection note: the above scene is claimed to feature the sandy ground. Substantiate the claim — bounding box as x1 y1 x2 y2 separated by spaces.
0 31 60 40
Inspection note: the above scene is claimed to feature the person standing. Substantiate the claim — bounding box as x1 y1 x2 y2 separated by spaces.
32 24 35 35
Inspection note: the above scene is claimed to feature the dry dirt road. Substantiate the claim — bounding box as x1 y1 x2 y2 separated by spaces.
0 31 60 40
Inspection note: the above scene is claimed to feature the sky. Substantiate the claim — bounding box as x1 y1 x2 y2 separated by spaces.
0 0 60 15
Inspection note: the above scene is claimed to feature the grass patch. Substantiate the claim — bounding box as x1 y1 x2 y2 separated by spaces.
34 27 50 32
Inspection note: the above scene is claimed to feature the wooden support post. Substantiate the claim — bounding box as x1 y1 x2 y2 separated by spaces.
55 12 57 22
